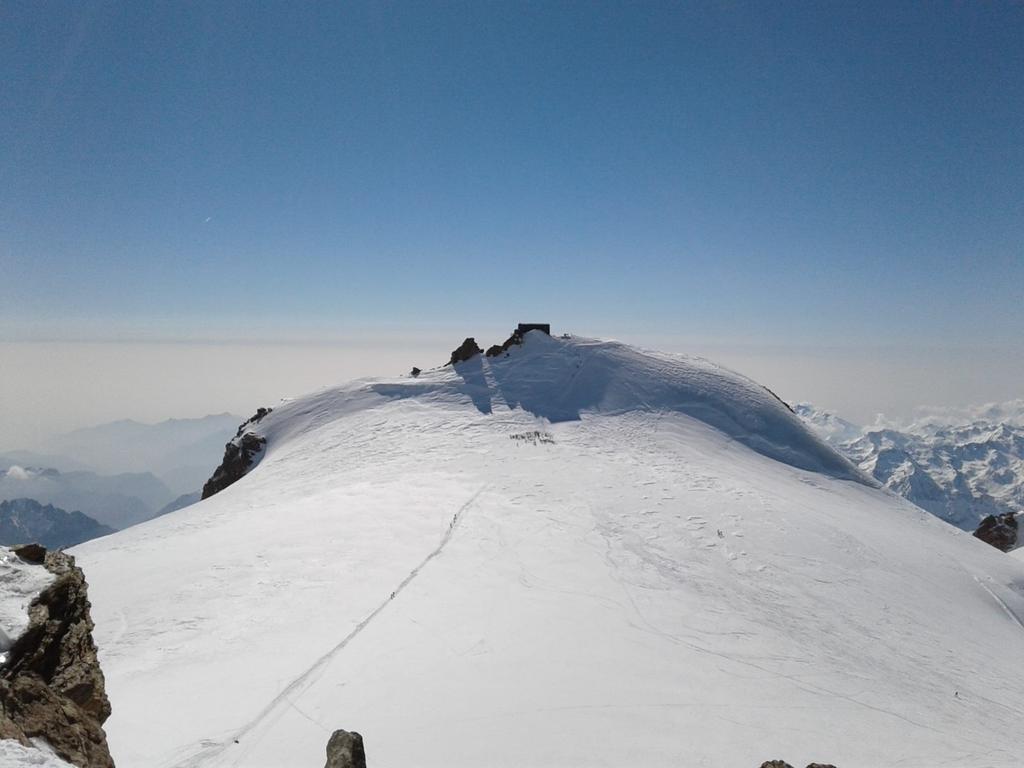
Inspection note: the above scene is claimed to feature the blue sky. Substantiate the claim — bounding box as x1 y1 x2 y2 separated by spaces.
2 3 1023 442
3 1 1021 345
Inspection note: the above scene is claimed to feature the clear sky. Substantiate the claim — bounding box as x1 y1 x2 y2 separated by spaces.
2 2 1022 446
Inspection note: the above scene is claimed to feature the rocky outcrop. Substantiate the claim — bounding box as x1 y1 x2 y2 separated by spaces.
758 762 836 768
0 546 114 767
973 512 1018 551
485 328 526 358
452 325 550 363
448 338 483 366
201 408 273 500
324 729 366 768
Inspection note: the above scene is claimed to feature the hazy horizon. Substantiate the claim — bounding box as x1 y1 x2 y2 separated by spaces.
4 330 1023 452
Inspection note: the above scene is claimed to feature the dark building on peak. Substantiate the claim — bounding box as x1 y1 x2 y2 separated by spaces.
517 323 550 336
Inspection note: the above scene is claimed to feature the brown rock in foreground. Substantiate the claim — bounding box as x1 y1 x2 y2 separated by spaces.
0 547 114 767
325 729 366 768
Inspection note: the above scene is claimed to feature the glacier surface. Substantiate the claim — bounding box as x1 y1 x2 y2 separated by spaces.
74 334 1024 767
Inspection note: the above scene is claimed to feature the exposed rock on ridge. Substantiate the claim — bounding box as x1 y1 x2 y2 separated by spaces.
448 338 483 365
0 545 114 767
973 512 1018 551
201 408 273 500
485 328 525 358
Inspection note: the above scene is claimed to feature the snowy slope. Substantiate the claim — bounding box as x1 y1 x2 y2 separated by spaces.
74 334 1024 768
0 740 75 768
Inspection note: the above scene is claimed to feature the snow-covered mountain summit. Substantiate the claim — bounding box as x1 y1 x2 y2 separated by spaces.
241 333 865 486
73 333 1024 767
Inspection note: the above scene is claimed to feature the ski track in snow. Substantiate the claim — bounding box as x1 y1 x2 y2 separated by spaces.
170 486 487 768
972 575 1024 632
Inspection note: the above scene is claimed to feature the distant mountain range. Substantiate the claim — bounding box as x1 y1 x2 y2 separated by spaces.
0 465 174 530
156 491 202 517
795 402 1024 535
38 413 243 496
0 498 113 549
0 413 240 531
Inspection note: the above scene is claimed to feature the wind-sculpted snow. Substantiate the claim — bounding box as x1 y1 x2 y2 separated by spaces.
72 335 1024 768
250 333 865 485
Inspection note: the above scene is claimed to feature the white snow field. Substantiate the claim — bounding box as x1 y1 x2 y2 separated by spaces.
0 739 75 768
74 333 1024 768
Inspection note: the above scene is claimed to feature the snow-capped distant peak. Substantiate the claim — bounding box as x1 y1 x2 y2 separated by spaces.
792 402 865 445
795 400 1024 537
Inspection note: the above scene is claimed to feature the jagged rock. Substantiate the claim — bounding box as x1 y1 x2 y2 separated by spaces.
485 329 524 357
324 729 366 768
0 547 114 767
973 512 1018 551
201 408 273 500
484 323 552 358
763 385 796 414
12 543 46 564
410 367 422 378
448 338 483 365
806 764 838 768
760 762 795 768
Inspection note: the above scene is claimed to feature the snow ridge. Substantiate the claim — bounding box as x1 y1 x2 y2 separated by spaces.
248 333 866 486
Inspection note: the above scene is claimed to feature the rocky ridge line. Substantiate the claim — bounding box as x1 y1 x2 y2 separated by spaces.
201 407 273 500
